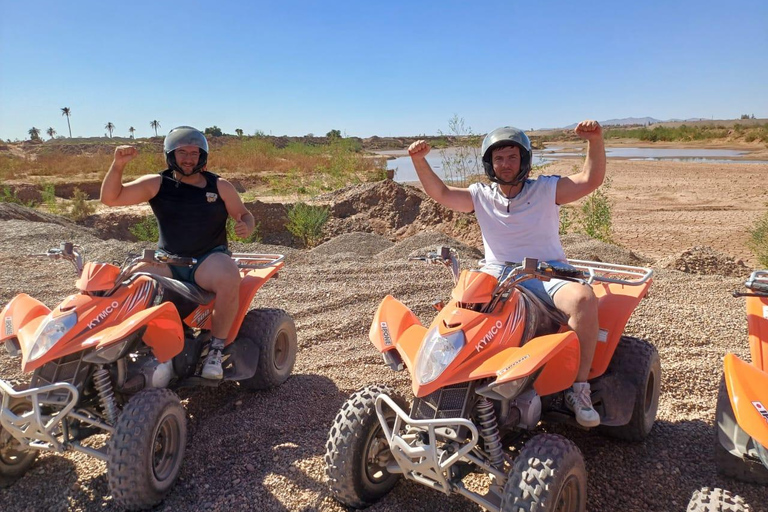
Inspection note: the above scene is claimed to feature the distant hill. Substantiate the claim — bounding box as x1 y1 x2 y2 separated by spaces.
561 117 709 129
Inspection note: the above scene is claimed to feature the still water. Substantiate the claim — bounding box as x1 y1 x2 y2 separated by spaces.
381 146 767 183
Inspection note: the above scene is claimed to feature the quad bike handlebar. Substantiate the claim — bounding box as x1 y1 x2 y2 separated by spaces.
734 270 768 297
29 242 85 275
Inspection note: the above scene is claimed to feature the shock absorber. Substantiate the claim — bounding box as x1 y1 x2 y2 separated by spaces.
475 398 504 469
93 368 119 425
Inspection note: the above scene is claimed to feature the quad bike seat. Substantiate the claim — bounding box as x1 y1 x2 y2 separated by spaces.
140 273 215 319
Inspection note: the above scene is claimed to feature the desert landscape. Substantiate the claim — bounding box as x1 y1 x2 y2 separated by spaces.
1 140 767 511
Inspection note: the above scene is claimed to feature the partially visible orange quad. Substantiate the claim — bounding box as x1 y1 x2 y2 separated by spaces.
715 270 768 485
325 247 661 512
0 242 297 510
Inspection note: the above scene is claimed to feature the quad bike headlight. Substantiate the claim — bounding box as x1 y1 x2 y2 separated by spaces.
29 312 77 362
416 328 465 385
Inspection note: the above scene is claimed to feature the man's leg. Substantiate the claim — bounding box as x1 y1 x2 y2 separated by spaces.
552 281 600 427
194 252 241 379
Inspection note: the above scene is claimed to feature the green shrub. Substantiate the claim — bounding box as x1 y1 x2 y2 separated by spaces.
578 177 613 243
129 216 160 242
285 202 329 248
0 186 36 207
40 182 59 212
439 115 482 187
68 187 96 222
559 206 575 235
749 210 768 267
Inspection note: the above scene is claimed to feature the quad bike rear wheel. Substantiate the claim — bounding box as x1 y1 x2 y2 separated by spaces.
687 487 752 512
501 433 587 512
107 388 187 510
714 377 768 484
598 336 661 441
0 390 38 488
238 308 297 390
325 384 407 509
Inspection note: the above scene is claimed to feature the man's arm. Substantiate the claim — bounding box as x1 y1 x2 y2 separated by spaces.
408 140 474 213
101 146 160 206
555 120 606 205
218 179 255 238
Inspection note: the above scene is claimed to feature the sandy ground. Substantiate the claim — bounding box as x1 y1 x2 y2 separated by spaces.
0 157 767 512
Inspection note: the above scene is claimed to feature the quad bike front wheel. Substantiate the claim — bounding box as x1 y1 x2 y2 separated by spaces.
325 384 407 509
598 336 661 441
238 308 297 390
687 487 752 512
714 377 768 484
501 433 587 512
0 391 38 488
107 388 187 510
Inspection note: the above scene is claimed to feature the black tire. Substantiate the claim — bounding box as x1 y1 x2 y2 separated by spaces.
687 487 751 512
714 378 768 484
598 336 661 441
501 433 587 512
106 388 187 511
325 384 407 509
238 308 297 390
0 393 38 488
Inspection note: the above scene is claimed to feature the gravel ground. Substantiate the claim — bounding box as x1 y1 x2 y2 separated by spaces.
0 216 766 512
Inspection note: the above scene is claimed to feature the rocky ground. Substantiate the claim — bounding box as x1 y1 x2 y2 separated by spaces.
0 162 767 511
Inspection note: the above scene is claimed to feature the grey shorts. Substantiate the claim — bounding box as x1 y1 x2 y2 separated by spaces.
480 261 575 308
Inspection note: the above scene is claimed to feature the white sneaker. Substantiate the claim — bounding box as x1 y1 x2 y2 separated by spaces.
201 348 223 380
565 382 600 428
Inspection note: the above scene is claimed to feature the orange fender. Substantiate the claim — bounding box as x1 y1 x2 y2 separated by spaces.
1 294 51 342
73 302 183 367
724 353 768 448
369 295 422 353
468 331 580 396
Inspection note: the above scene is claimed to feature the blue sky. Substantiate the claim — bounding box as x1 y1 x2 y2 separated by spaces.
1 0 766 140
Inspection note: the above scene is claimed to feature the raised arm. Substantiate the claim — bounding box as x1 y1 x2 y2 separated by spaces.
100 146 160 206
555 120 606 205
408 140 474 213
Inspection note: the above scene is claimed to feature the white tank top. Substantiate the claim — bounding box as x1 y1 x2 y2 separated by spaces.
468 176 566 264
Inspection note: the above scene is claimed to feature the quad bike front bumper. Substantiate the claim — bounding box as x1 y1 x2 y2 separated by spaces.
0 379 110 460
374 394 506 511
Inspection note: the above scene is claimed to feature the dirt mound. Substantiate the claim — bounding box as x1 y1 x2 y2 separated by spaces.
320 180 480 247
0 203 76 226
310 232 394 258
561 233 652 266
656 246 752 277
376 230 483 263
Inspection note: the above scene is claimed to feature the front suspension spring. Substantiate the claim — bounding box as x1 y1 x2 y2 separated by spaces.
476 398 504 469
93 368 118 425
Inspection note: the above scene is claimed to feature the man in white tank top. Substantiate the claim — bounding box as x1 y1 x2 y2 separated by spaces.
408 120 605 428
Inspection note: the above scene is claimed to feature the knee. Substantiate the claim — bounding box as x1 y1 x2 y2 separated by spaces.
560 285 598 316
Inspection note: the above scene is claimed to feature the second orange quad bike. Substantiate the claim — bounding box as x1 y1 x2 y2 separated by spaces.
0 242 297 510
325 247 660 512
715 270 768 485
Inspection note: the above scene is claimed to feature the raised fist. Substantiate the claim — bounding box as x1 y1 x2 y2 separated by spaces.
113 145 138 166
408 140 431 159
574 120 603 141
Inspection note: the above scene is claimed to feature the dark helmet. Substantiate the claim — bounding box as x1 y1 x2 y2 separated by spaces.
164 126 209 176
481 126 532 185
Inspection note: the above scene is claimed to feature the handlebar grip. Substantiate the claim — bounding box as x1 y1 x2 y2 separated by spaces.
747 280 768 293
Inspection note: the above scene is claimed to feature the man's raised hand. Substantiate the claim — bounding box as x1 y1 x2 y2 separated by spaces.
113 145 138 166
408 140 431 160
574 120 603 141
234 213 251 238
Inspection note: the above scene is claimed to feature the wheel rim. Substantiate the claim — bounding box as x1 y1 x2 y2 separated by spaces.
363 419 393 486
1 403 34 466
553 473 582 512
273 330 290 370
152 413 182 483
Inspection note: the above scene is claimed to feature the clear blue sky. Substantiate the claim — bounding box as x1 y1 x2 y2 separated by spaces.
1 0 766 141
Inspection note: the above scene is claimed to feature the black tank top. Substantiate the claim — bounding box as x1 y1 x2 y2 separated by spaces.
148 169 228 257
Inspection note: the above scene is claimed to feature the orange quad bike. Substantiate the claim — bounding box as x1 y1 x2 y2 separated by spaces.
325 247 660 512
715 270 768 485
0 242 297 510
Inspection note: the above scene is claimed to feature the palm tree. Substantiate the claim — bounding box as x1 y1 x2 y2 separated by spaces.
105 122 115 138
129 126 136 139
235 128 244 137
150 120 161 137
60 107 72 137
28 127 41 140
46 127 57 140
